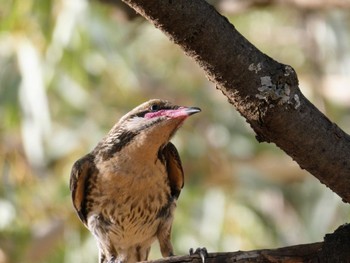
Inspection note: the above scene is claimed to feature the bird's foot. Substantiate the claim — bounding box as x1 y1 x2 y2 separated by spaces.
189 247 208 263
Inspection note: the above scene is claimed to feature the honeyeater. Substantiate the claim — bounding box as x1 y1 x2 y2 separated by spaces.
70 99 201 263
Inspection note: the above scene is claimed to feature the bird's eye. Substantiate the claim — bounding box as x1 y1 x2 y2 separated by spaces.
150 104 159 111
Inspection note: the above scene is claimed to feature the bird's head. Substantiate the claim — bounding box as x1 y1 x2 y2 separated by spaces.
119 99 201 144
100 99 200 157
121 99 200 130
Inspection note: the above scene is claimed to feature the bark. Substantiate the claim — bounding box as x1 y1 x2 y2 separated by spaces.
115 0 350 203
145 224 350 263
219 0 350 11
99 0 350 20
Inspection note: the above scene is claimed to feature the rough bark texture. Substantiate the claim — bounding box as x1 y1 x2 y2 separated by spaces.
99 0 350 20
116 0 350 203
144 224 350 263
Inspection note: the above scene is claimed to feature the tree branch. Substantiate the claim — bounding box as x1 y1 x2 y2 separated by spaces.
116 0 350 203
100 0 350 20
145 224 350 263
147 243 323 263
219 0 350 14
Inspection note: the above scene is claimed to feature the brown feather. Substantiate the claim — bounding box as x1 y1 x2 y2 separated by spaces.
162 142 184 199
70 154 96 225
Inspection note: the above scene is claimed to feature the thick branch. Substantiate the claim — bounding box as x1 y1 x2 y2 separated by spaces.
146 224 350 263
119 0 350 203
147 243 323 263
220 0 350 13
100 0 350 20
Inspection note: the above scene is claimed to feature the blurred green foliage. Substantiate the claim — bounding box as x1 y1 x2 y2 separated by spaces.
1 1 350 263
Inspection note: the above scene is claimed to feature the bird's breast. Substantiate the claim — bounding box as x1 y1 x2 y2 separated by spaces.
87 155 172 246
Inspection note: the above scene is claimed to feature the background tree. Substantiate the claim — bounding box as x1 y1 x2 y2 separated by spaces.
0 0 350 262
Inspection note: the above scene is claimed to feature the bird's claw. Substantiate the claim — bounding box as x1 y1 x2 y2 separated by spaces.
189 247 208 263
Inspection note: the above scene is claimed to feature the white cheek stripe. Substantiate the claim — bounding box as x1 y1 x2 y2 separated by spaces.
126 117 146 130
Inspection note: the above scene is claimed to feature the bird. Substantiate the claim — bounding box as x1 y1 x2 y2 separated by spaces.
70 99 201 263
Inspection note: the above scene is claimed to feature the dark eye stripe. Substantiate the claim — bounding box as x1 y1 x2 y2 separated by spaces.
133 110 149 118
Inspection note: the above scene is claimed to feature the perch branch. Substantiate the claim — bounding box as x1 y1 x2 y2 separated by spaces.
117 0 350 203
145 224 350 262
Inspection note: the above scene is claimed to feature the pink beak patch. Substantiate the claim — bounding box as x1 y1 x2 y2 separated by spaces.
145 107 201 119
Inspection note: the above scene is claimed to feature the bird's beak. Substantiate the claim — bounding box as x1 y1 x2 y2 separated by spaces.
145 106 201 119
184 107 201 116
164 106 201 119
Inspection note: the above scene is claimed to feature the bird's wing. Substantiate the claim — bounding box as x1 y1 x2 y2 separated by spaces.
163 142 184 199
69 154 95 226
